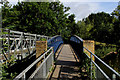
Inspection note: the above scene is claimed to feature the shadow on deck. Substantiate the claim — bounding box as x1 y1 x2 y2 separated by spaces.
49 44 89 80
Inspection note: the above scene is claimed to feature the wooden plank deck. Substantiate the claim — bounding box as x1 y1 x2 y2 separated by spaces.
49 44 82 80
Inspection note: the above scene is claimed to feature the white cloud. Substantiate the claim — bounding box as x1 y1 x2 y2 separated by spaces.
63 2 100 21
7 0 18 5
7 0 25 5
8 0 18 3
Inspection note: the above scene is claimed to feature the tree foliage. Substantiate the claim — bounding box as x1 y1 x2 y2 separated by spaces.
76 12 115 44
2 1 71 37
112 5 120 45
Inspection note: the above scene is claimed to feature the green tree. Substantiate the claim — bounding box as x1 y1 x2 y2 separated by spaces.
76 21 93 39
112 4 120 51
2 0 13 29
2 1 70 37
84 12 114 43
67 14 76 35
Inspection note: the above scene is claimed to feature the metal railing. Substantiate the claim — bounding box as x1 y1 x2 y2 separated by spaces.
47 35 63 54
84 47 120 80
70 35 120 80
14 47 54 80
0 29 50 63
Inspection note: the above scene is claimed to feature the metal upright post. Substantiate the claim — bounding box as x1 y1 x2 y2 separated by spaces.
29 34 31 54
21 33 23 57
112 74 116 80
43 54 46 78
52 47 54 65
31 36 34 53
91 53 93 80
13 33 16 57
23 73 26 80
35 34 37 50
15 35 17 56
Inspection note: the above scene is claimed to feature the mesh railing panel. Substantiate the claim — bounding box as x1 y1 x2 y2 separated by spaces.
46 53 53 75
31 52 53 79
33 64 44 79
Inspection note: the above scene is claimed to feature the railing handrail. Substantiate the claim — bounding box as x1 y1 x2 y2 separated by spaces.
47 35 62 46
84 47 120 77
47 35 61 43
73 35 83 42
0 29 50 39
14 47 53 79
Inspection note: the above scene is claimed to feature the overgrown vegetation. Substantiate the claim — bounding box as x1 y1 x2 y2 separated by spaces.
0 28 18 79
95 42 117 58
40 38 47 41
95 42 120 74
0 50 17 79
79 52 96 80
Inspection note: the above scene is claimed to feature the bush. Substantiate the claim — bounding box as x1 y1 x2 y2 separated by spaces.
95 42 116 58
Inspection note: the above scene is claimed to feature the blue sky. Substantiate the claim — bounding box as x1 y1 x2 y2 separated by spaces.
94 2 118 13
62 2 118 21
5 0 119 22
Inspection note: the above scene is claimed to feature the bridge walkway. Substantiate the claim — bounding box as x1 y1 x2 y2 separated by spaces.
49 44 84 80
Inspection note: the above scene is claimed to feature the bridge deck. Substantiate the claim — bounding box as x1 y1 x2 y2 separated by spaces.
49 44 82 79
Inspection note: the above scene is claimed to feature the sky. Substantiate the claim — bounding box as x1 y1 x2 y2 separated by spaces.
62 2 118 21
2 0 120 22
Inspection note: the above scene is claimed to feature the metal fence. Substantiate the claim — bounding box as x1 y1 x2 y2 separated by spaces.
0 29 50 63
70 35 120 80
14 47 54 80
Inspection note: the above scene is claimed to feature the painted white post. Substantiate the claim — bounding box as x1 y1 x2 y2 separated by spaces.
23 73 26 80
43 54 46 78
112 74 116 80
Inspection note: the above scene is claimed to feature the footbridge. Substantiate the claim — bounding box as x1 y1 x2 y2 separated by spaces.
0 29 120 80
